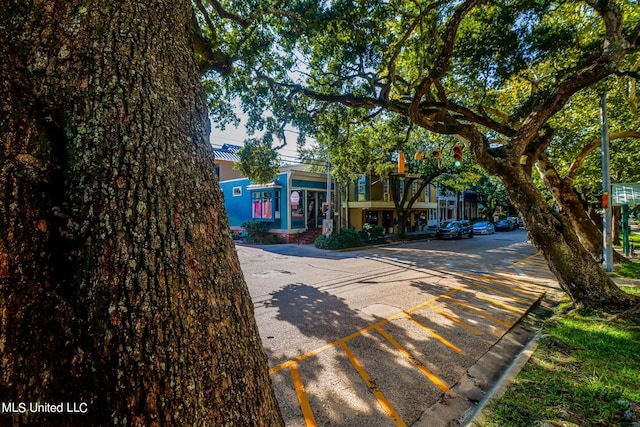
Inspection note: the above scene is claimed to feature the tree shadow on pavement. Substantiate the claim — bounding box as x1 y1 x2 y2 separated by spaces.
263 282 474 426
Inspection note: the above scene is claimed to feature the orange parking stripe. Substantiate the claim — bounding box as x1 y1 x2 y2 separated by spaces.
468 279 534 304
269 287 467 375
290 363 317 427
511 252 541 266
478 276 543 297
375 326 450 393
443 296 511 328
491 275 548 293
427 302 483 335
340 342 407 427
404 313 462 354
476 295 526 314
406 286 465 314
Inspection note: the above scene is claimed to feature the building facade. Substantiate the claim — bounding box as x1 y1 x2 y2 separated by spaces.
213 144 244 181
216 146 484 241
340 173 439 233
219 165 333 242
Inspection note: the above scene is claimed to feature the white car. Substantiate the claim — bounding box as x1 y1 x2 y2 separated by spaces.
472 221 495 235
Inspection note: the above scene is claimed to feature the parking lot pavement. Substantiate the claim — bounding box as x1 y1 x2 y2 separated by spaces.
239 238 555 426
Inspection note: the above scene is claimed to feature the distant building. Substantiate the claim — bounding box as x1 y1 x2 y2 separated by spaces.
340 172 438 233
213 144 244 181
219 164 333 242
217 147 482 241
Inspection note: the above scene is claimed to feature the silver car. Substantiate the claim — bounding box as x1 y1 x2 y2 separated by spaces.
472 221 495 235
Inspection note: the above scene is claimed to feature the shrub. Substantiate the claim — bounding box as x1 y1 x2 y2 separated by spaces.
314 228 365 250
241 220 269 237
314 234 327 249
240 220 270 243
358 224 386 244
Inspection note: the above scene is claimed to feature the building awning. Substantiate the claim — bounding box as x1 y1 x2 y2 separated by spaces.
247 180 283 190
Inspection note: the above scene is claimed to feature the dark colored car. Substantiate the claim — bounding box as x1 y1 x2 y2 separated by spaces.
495 219 516 231
436 220 473 239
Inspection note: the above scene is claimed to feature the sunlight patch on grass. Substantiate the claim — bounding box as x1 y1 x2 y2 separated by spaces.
481 290 640 427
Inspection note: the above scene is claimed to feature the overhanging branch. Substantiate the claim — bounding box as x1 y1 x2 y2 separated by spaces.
566 130 640 181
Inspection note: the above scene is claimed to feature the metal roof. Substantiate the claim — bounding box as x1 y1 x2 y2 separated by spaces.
213 144 242 162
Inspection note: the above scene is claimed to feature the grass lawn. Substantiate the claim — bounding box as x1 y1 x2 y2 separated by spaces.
480 287 640 427
614 229 640 279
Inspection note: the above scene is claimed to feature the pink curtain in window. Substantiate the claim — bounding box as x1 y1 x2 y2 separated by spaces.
263 200 272 218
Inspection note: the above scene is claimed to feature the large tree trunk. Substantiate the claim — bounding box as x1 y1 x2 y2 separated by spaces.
536 155 628 263
1 2 283 426
494 165 635 310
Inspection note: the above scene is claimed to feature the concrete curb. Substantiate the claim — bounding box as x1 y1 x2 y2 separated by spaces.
411 292 551 427
462 330 541 426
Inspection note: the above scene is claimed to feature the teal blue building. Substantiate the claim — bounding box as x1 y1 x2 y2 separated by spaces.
219 165 333 242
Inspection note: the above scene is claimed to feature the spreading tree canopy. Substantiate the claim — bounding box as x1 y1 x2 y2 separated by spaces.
197 0 640 311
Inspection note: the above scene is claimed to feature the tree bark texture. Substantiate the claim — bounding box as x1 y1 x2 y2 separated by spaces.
486 158 635 310
536 155 628 263
1 1 283 426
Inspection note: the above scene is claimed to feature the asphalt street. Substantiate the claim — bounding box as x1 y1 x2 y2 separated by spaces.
237 230 559 426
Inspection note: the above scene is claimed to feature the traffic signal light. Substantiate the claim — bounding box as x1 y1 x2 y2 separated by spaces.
432 148 442 159
453 145 463 167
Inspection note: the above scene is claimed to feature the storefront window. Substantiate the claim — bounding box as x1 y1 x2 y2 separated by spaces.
252 190 280 220
290 190 305 228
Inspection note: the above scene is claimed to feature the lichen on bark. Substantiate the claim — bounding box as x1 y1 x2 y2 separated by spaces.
1 1 283 425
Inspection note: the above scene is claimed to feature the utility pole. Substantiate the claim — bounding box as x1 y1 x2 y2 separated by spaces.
601 92 613 272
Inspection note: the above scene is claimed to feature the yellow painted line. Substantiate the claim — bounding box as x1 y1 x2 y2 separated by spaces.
427 302 483 335
476 295 526 314
289 363 317 427
443 296 511 328
467 279 535 304
405 286 466 314
499 276 549 293
340 342 407 427
511 252 542 266
270 361 291 375
375 326 450 393
269 286 467 374
477 275 544 297
404 313 462 354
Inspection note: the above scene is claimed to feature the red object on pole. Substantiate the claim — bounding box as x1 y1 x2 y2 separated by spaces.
398 152 405 173
602 192 609 210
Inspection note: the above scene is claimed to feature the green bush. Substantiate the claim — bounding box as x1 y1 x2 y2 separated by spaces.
358 224 387 244
315 228 365 250
241 220 269 238
314 234 327 248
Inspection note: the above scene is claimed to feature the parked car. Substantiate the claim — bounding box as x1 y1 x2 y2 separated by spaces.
472 221 495 235
517 218 524 228
506 216 520 228
436 220 473 239
495 219 516 231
